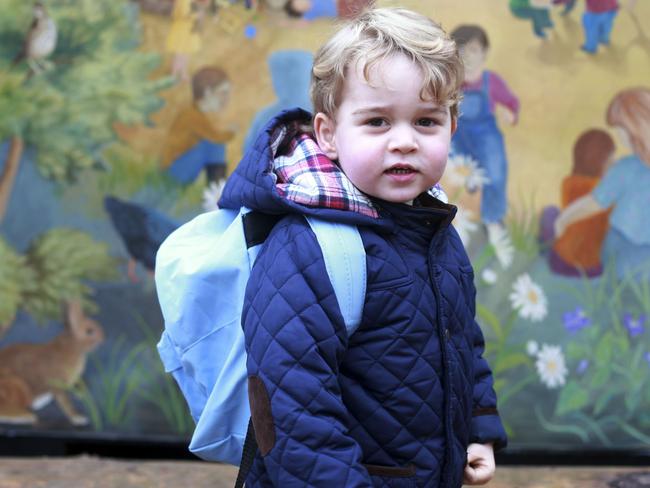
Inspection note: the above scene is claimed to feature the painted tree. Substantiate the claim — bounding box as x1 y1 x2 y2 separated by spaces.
0 228 117 337
0 0 171 222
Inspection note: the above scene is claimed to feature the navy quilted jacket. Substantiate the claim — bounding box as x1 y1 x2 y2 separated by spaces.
219 109 507 488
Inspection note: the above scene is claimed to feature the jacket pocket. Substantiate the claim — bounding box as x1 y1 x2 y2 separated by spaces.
364 464 418 487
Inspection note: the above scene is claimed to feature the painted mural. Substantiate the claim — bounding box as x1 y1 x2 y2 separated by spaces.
0 0 649 451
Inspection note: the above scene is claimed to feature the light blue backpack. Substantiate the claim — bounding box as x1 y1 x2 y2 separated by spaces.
155 207 366 465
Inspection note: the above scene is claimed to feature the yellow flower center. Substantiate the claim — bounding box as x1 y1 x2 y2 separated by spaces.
527 290 539 304
547 360 557 373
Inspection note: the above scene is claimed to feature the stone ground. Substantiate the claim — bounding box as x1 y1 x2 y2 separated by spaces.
0 457 648 488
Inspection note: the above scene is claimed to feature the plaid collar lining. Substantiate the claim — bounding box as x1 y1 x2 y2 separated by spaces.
273 133 380 218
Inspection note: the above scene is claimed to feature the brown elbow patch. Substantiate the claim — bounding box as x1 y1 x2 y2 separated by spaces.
248 375 276 456
473 407 499 417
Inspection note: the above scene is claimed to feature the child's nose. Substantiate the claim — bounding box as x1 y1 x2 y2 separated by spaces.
387 125 418 153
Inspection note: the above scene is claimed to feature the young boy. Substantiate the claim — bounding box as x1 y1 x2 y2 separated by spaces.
162 65 234 185
218 7 507 487
450 25 519 245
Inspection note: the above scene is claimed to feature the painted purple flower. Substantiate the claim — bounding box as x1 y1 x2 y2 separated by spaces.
576 359 589 375
623 313 646 337
563 307 591 334
645 352 650 366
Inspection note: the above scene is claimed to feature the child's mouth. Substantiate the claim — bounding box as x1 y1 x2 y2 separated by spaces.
385 164 417 175
385 165 417 181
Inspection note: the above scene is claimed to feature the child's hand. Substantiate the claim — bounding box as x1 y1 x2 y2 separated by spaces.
463 443 495 485
496 106 517 126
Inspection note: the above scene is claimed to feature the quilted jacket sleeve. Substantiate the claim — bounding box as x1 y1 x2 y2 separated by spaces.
466 274 508 450
242 217 374 487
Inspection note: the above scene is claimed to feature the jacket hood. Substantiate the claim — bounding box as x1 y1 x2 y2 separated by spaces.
219 108 393 229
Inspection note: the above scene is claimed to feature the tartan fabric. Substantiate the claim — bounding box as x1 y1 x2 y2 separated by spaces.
273 133 380 218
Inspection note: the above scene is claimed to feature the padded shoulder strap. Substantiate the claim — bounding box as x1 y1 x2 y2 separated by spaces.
305 216 366 337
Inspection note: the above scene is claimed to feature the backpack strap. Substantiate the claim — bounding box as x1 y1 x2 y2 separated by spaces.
305 216 366 337
234 216 366 488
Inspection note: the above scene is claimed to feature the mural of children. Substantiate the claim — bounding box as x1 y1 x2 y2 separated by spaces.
242 50 313 152
166 0 210 81
283 0 371 21
162 66 235 185
509 0 554 38
553 0 577 15
284 0 336 20
581 0 619 54
542 129 615 277
555 88 650 279
450 25 520 242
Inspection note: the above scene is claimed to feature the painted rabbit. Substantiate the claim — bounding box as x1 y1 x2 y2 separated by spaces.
0 301 104 426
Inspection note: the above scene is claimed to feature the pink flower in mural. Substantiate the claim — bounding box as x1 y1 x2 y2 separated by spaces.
509 273 548 322
563 307 592 334
535 344 568 389
622 313 646 337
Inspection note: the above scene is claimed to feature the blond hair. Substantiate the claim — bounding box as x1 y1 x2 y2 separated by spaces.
311 7 463 119
606 87 650 164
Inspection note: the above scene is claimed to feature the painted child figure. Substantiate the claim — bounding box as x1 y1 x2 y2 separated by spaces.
217 7 507 487
450 25 520 244
581 0 620 54
162 66 235 185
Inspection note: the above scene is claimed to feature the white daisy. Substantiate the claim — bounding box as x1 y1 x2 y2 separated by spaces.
526 340 539 356
202 179 226 212
509 273 548 322
535 344 568 389
444 154 470 188
481 267 498 285
487 223 514 269
445 153 490 192
453 207 478 247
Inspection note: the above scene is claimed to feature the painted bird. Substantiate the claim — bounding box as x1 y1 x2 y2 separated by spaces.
13 2 58 75
104 196 180 283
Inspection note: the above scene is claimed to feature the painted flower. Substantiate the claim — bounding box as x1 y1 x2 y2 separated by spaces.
481 267 498 285
645 352 650 366
487 223 514 269
202 179 226 212
526 340 539 356
509 273 548 322
535 344 568 389
464 161 490 193
445 153 490 192
576 359 589 375
453 207 479 246
622 313 646 337
563 307 591 334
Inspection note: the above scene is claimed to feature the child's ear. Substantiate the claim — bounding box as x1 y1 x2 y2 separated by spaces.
450 116 457 135
313 112 338 160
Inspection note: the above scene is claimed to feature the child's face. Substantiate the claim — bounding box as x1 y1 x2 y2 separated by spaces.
201 82 231 112
314 53 455 204
459 39 487 78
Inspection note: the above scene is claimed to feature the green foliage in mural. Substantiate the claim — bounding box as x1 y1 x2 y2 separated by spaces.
0 0 172 196
74 335 150 430
0 236 34 330
537 264 650 446
72 313 194 435
0 229 117 328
